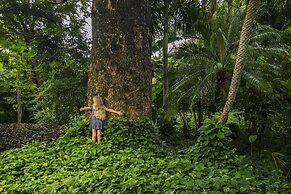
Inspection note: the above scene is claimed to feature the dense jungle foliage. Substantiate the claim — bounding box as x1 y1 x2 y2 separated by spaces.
0 0 290 193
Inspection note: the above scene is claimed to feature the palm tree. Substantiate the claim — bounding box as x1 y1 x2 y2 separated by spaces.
169 1 246 124
151 0 191 112
169 0 282 128
219 0 261 124
151 0 219 112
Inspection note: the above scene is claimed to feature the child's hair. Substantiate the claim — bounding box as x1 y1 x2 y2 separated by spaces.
93 96 104 107
93 96 106 119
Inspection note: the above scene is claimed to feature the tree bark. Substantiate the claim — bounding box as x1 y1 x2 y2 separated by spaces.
88 0 152 119
219 0 260 124
162 0 169 112
16 68 22 130
197 98 202 128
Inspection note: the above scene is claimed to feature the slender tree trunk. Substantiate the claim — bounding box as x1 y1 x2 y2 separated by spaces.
88 0 152 119
162 0 169 112
219 0 260 124
197 98 202 127
16 69 22 130
30 60 41 88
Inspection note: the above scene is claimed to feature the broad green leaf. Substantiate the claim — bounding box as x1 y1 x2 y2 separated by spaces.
217 130 225 139
248 135 257 143
280 80 291 91
286 26 291 32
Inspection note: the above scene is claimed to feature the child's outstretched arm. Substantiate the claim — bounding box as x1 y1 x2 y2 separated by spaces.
105 108 123 116
80 107 91 111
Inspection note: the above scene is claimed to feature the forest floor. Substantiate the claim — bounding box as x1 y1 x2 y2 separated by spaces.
0 123 63 152
0 119 290 193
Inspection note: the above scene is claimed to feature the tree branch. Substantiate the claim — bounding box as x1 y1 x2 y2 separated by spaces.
48 0 67 4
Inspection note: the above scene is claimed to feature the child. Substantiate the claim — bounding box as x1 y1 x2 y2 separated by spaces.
80 96 123 144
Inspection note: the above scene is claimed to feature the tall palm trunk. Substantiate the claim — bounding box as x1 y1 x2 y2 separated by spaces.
219 0 260 124
88 0 152 119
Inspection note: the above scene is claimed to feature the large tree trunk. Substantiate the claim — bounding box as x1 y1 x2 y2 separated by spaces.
219 0 260 124
88 0 152 119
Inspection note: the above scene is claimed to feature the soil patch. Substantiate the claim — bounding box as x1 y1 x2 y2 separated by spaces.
0 123 63 152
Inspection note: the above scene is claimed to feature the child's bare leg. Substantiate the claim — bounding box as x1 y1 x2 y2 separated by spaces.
92 129 96 144
97 129 101 144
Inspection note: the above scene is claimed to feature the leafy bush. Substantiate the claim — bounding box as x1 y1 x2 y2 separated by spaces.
102 118 160 150
33 59 88 126
0 117 290 193
187 115 237 165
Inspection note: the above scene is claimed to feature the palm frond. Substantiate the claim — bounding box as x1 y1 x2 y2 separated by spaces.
248 46 286 54
174 39 216 61
250 32 281 43
169 66 217 107
243 71 273 94
226 4 246 45
170 69 205 93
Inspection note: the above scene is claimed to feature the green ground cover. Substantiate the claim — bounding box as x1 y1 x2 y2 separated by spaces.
0 117 290 193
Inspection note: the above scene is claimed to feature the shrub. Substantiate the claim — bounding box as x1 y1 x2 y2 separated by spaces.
187 115 236 166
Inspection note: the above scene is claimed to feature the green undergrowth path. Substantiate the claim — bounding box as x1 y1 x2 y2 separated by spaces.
0 117 290 193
